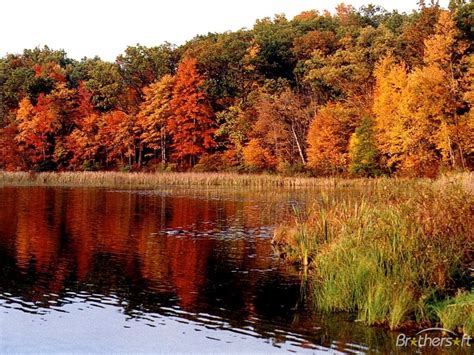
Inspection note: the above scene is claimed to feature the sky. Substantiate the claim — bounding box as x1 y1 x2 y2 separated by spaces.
1 0 449 61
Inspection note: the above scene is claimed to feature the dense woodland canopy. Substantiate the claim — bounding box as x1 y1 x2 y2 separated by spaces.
0 1 473 177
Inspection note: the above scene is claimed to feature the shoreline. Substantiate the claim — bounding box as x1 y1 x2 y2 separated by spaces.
0 171 387 189
1 171 472 190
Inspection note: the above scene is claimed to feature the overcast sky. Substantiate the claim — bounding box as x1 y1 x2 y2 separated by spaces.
1 0 449 61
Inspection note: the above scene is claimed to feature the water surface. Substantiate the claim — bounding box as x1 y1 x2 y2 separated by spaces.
0 186 400 353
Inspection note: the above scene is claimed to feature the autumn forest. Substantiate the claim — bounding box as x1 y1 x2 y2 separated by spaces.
0 2 473 177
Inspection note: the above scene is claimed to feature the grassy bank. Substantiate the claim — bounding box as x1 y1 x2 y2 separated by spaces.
0 171 384 188
273 174 473 334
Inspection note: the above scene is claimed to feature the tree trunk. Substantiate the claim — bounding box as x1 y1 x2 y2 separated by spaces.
291 124 306 165
447 135 455 168
161 128 166 164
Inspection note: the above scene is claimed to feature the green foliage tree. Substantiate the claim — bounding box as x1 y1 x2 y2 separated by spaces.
348 117 380 176
180 31 254 106
252 15 298 81
116 43 178 101
84 60 124 112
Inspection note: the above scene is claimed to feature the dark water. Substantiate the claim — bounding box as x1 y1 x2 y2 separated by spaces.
0 186 401 354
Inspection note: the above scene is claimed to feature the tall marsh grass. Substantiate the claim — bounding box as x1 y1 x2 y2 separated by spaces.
0 171 376 188
273 175 474 333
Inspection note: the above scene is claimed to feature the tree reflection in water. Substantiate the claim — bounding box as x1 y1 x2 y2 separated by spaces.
0 187 404 353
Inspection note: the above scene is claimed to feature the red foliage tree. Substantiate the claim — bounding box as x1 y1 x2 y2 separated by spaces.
0 124 26 170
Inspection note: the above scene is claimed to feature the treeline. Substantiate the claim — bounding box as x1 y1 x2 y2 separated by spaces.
0 2 473 177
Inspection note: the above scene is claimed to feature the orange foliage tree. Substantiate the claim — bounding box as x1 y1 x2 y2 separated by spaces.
306 102 360 175
242 138 277 171
15 95 59 169
98 110 137 167
168 58 216 167
64 84 101 169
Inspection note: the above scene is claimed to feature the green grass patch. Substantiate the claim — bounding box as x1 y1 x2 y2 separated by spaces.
431 291 474 335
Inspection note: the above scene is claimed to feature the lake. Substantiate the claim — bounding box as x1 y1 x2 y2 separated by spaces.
0 186 400 354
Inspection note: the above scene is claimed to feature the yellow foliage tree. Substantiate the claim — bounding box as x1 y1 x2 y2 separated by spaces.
372 55 408 170
373 11 472 176
137 74 175 164
460 54 474 167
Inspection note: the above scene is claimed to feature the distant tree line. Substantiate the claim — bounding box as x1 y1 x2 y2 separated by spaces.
0 1 472 177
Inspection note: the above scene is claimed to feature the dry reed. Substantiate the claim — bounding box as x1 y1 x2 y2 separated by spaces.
0 171 381 189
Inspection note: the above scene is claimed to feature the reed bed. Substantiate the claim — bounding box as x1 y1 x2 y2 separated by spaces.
273 175 474 334
0 171 383 189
